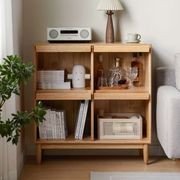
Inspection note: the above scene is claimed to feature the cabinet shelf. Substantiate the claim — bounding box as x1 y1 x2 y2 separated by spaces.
34 43 152 164
94 92 149 100
94 43 151 53
35 43 91 52
36 88 91 100
36 135 93 144
94 88 150 100
36 137 150 145
94 92 150 100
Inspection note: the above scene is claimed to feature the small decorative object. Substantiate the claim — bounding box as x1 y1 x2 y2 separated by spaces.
97 0 124 43
126 33 141 43
72 65 86 88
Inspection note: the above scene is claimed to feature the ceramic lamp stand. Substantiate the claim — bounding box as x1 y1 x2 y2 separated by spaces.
106 10 114 43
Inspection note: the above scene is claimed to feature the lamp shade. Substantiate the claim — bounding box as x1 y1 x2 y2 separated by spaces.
97 0 123 11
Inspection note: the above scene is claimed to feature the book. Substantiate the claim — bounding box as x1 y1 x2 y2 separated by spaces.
61 111 65 139
78 100 89 140
39 109 68 140
64 111 68 138
37 70 65 83
48 110 55 139
39 109 51 139
38 82 71 90
75 101 84 139
55 111 61 139
37 70 71 90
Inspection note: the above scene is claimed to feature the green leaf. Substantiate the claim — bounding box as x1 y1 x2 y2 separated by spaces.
0 55 46 145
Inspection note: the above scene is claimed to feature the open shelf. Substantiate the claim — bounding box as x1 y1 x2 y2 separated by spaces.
36 135 93 144
34 43 152 164
94 87 150 100
93 43 151 53
36 137 150 145
35 43 91 52
36 88 92 100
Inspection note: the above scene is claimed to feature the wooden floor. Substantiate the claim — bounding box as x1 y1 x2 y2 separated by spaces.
20 156 180 180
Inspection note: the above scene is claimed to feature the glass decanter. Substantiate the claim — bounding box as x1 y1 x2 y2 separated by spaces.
108 57 126 87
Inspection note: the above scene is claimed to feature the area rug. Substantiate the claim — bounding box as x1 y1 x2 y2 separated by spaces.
91 172 180 180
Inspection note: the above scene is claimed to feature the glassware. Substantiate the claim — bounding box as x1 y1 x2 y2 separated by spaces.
97 74 108 88
108 57 126 87
126 67 138 88
96 54 108 88
131 52 143 86
97 55 104 78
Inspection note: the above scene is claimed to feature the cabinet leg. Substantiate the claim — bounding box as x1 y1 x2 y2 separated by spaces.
36 144 42 164
143 144 148 164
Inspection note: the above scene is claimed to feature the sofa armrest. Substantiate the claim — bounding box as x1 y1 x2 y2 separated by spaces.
157 85 180 158
156 67 175 87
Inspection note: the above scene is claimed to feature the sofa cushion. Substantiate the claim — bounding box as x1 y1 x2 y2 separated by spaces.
157 85 180 158
156 67 175 87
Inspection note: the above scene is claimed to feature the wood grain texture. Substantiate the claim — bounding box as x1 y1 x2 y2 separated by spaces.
33 43 152 164
143 144 149 164
20 157 180 180
36 89 91 100
35 43 91 52
93 43 151 52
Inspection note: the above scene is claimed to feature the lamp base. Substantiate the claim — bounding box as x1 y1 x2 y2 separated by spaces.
106 10 114 43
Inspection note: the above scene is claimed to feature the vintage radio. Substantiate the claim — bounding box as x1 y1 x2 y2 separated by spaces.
47 27 92 42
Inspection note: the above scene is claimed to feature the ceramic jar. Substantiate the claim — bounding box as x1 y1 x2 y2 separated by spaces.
72 65 85 88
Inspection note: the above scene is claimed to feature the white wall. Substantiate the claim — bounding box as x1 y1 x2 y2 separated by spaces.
23 0 180 155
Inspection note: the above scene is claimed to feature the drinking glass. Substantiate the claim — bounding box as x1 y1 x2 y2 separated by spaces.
126 67 138 88
97 74 108 88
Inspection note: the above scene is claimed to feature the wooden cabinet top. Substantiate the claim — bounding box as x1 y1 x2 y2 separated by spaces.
35 42 151 53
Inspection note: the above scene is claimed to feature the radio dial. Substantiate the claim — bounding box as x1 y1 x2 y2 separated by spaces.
80 29 89 39
49 29 58 39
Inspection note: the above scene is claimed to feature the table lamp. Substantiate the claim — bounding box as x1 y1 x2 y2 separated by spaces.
97 0 123 43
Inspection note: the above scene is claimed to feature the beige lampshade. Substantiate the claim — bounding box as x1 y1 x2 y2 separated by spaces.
97 0 123 11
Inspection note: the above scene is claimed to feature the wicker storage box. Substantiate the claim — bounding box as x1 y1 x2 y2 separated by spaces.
98 113 142 140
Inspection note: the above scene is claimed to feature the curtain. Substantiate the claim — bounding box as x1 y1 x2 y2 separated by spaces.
0 0 17 180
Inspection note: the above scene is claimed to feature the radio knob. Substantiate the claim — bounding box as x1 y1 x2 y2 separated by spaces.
80 29 89 39
49 29 58 39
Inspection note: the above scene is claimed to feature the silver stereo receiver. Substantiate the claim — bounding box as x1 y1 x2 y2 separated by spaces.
47 27 92 42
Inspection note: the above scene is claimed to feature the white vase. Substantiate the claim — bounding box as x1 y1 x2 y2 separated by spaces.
72 65 85 88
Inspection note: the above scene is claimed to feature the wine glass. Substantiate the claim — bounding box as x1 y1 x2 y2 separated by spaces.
97 76 108 88
126 67 138 88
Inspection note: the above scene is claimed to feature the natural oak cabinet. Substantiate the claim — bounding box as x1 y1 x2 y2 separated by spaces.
33 43 152 164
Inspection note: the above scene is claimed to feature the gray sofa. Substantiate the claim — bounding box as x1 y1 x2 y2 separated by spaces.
156 67 180 159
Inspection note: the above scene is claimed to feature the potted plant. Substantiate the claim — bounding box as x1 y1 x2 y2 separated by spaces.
0 55 46 144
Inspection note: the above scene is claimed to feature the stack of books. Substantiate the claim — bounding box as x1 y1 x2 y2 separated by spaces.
74 100 89 140
39 109 68 139
37 70 71 89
